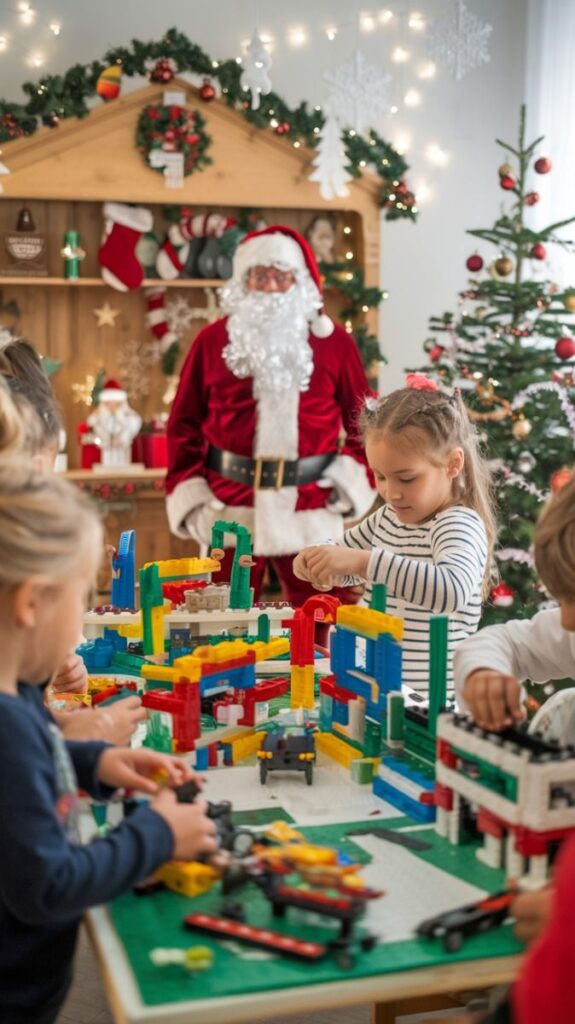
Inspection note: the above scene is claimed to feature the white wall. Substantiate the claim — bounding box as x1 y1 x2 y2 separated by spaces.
0 0 527 388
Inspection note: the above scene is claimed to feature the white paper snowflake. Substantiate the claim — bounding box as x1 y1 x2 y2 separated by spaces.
323 50 391 134
427 0 492 81
117 339 156 400
166 290 220 339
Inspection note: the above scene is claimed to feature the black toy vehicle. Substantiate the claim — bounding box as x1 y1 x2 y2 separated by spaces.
257 727 316 785
416 890 514 953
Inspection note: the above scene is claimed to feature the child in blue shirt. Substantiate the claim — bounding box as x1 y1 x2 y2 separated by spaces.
0 457 217 1024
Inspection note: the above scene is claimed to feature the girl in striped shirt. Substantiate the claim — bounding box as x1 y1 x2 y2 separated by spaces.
293 374 496 695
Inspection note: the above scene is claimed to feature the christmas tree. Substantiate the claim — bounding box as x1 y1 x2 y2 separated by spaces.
418 105 575 630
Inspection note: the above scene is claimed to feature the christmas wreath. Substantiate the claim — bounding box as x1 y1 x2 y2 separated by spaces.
136 102 212 178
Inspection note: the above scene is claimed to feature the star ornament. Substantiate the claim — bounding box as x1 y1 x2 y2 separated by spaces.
93 301 120 328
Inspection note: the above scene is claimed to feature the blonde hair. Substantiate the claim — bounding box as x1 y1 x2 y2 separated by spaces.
0 375 27 455
534 476 575 601
361 386 497 597
0 459 102 590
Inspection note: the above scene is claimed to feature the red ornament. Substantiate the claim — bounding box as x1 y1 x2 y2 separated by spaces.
551 468 573 492
466 254 484 273
555 336 575 360
169 105 183 119
530 242 546 260
185 134 200 145
490 583 514 608
534 156 552 174
150 58 176 84
500 174 517 191
123 482 136 496
430 345 445 363
200 78 216 102
275 121 291 136
524 191 540 206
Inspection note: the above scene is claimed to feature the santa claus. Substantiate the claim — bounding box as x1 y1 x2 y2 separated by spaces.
166 224 375 603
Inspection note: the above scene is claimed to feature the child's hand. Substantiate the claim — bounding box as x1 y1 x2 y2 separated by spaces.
151 788 218 861
304 546 370 588
97 747 195 794
51 653 88 694
511 885 553 945
292 549 315 583
58 695 147 744
463 669 526 731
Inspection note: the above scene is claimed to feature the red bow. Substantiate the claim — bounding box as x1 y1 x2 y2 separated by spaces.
405 373 439 393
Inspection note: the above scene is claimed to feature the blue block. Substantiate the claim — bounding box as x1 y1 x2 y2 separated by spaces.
373 776 436 823
195 747 209 771
382 756 435 791
319 694 333 732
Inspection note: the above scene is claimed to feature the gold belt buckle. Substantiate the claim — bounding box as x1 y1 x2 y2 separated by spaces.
253 456 286 490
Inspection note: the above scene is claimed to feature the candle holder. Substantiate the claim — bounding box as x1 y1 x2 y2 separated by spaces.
61 229 85 280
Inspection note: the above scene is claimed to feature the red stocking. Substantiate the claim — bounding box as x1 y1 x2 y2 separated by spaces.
98 203 153 291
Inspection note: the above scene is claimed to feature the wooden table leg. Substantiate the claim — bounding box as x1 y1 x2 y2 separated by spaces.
371 992 464 1024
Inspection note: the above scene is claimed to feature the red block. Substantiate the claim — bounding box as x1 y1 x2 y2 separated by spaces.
477 807 505 839
434 782 453 812
208 743 219 767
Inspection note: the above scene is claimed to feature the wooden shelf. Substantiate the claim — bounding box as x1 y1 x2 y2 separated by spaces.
0 276 225 287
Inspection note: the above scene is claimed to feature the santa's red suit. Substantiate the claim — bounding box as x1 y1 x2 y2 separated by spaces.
165 225 375 598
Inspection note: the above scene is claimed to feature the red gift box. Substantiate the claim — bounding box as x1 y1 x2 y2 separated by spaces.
132 432 167 468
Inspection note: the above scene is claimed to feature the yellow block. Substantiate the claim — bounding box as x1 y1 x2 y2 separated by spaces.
156 861 219 898
141 664 177 684
290 664 315 709
316 731 363 767
143 557 221 578
229 729 265 763
336 605 404 642
118 621 143 638
193 639 251 663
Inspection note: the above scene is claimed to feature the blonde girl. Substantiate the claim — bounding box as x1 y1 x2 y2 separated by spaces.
294 374 496 693
0 459 216 1024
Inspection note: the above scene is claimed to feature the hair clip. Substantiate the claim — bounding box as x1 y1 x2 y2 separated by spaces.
405 373 439 393
364 394 380 413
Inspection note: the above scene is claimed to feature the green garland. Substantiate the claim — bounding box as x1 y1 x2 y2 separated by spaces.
136 102 211 177
0 27 415 221
320 260 387 371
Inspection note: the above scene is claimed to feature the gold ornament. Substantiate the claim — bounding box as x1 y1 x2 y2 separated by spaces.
512 417 532 440
494 256 514 277
93 301 120 327
474 305 489 320
498 162 514 178
563 291 575 312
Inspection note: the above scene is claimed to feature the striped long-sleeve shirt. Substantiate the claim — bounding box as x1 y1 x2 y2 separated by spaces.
339 504 487 693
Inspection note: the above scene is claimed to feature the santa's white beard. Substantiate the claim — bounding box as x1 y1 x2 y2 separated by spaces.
221 282 316 397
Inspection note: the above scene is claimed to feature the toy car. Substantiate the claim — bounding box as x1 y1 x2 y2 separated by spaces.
257 728 316 785
416 890 515 953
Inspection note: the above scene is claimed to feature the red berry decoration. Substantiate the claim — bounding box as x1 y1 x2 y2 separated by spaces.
530 242 546 260
430 344 445 363
524 191 540 206
555 336 575 360
534 156 552 174
500 174 517 190
199 78 216 102
490 583 514 608
275 121 291 136
466 254 483 273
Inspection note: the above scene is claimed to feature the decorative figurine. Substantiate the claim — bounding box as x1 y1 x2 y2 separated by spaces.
87 379 142 468
305 214 337 264
61 229 85 280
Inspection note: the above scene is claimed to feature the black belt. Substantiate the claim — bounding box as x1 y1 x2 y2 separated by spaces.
207 445 336 490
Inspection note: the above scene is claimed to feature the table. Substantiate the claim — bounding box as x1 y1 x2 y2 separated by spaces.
86 761 523 1024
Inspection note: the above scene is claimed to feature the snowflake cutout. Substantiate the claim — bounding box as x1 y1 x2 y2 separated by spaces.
323 50 391 134
117 339 156 401
427 0 492 81
166 290 220 339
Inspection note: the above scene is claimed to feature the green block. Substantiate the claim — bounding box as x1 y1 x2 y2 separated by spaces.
370 583 387 612
351 757 376 784
363 717 382 757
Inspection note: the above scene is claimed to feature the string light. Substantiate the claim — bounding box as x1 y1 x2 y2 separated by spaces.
18 2 35 25
408 11 426 31
288 27 307 46
404 88 421 107
0 36 8 52
343 226 352 234
390 105 398 114
325 26 337 41
391 46 410 62
418 60 437 79
393 132 411 154
345 250 354 260
426 142 449 166
360 14 376 32
27 51 44 67
378 9 394 24
49 21 61 36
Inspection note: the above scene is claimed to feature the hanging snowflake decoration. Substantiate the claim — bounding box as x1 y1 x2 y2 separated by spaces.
240 33 272 111
117 339 156 400
323 50 391 134
166 290 220 339
427 1 492 81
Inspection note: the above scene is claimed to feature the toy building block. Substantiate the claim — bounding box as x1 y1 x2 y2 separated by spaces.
210 520 254 610
370 583 387 613
428 615 448 734
316 731 363 768
350 757 377 785
155 860 219 898
336 605 404 643
110 530 136 611
184 913 327 960
142 557 221 581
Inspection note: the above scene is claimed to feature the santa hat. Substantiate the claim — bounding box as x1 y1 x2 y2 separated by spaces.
99 378 127 402
233 225 334 338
